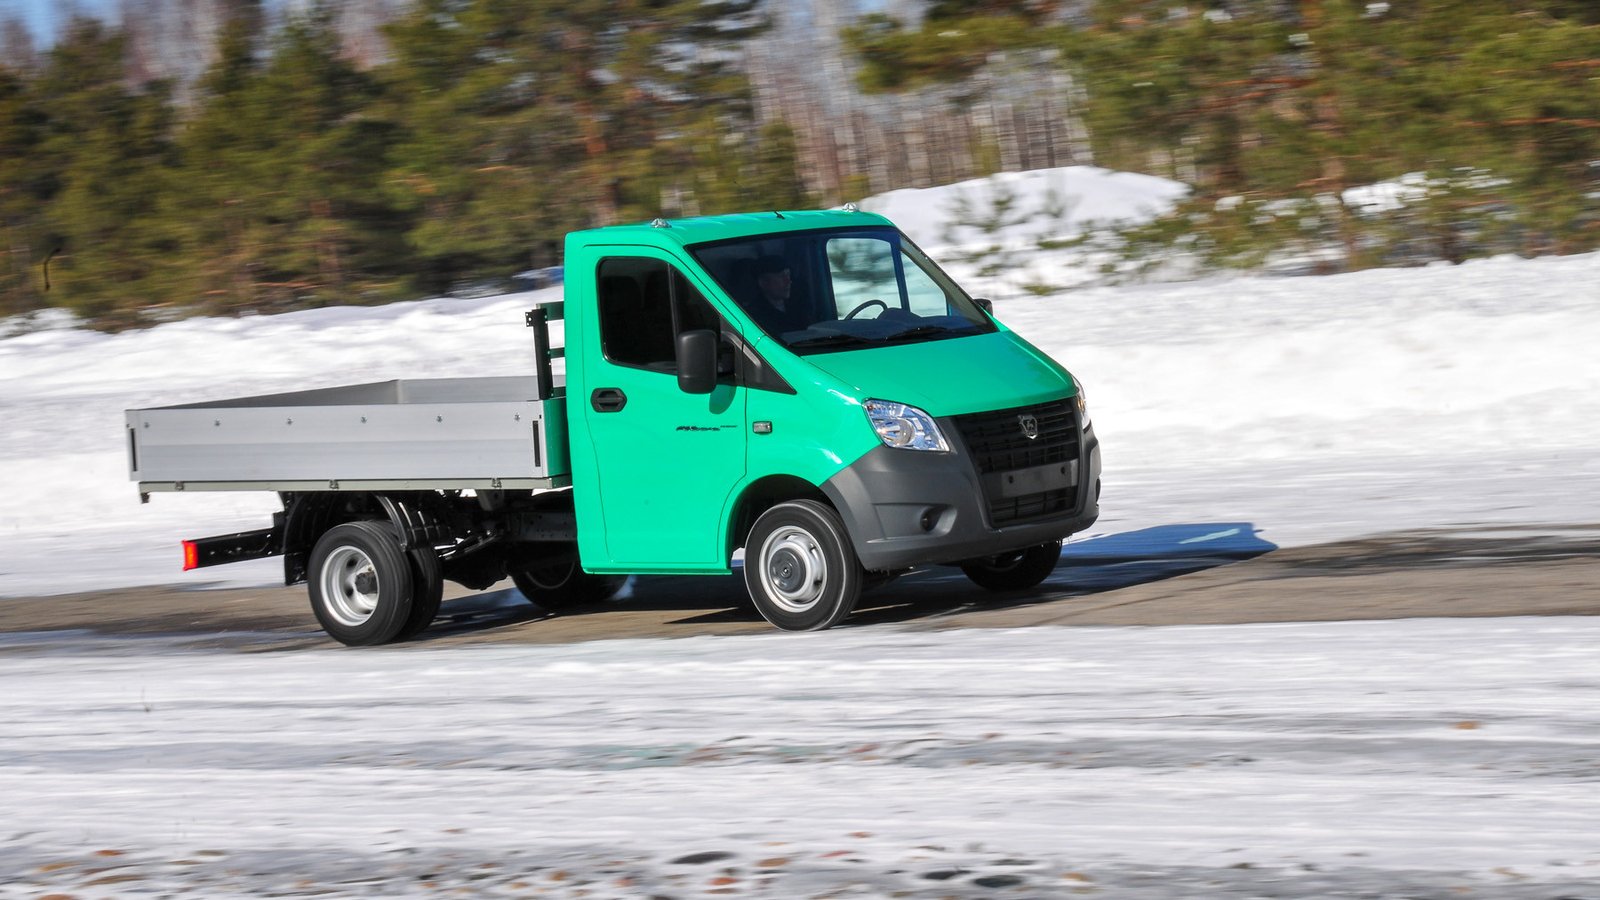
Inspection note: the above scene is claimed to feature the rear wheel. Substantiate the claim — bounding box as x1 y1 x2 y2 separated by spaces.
744 500 862 632
960 540 1063 592
511 555 625 611
307 521 415 646
396 544 444 641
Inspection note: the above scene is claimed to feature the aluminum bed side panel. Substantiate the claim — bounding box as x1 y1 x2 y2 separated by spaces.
145 375 566 410
127 400 553 483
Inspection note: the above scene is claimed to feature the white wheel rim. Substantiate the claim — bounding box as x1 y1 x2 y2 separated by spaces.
322 545 380 627
759 525 827 613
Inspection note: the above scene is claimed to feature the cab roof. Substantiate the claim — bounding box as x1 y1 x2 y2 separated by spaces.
567 209 895 250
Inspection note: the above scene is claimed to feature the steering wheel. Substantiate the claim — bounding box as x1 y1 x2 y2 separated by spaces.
843 299 888 320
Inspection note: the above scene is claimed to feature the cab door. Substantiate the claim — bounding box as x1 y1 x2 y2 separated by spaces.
577 250 745 570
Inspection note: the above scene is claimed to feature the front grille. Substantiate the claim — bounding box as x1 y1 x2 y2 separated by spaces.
952 398 1081 526
954 399 1079 473
988 486 1075 526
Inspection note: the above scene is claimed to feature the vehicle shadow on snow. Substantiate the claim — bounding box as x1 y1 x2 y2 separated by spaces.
418 523 1276 637
844 522 1277 627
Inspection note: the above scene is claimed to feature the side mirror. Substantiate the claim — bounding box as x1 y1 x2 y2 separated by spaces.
676 329 718 394
973 297 994 314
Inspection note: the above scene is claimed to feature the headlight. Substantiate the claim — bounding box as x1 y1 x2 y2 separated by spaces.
863 399 949 452
1073 379 1090 425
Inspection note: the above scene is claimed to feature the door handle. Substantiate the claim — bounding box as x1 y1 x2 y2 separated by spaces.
590 387 627 413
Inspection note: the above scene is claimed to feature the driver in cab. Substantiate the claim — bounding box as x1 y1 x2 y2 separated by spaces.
746 255 811 336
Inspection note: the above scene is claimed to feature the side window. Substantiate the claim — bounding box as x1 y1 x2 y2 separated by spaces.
902 249 949 316
596 257 719 372
674 268 720 334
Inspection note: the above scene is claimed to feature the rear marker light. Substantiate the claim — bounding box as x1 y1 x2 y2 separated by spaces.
182 540 200 571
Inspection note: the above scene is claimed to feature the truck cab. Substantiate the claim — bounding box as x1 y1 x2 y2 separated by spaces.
562 209 1099 630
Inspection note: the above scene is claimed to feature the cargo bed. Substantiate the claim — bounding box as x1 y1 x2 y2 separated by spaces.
127 376 569 494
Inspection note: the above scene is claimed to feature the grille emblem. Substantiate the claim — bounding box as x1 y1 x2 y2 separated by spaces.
1018 413 1039 440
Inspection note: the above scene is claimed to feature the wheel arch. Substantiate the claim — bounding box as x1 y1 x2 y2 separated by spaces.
280 491 454 585
724 475 831 560
282 493 354 585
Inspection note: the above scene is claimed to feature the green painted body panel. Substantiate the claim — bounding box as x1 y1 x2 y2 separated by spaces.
743 336 882 487
797 330 1075 417
540 396 570 476
564 241 746 574
567 209 895 251
560 209 1081 575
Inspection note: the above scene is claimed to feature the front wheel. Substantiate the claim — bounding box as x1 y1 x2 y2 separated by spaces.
744 500 862 632
307 521 416 646
960 540 1063 592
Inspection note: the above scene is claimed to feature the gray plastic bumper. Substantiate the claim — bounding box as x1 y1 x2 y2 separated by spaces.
821 422 1101 571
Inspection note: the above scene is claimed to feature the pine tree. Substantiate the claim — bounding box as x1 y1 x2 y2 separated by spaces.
1441 5 1600 254
376 0 589 294
31 18 186 325
0 65 50 315
380 0 777 293
844 9 1046 93
846 0 1600 270
179 4 407 313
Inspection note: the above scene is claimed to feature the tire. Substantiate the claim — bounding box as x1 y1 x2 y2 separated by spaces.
960 540 1063 592
307 521 415 646
744 500 862 632
395 544 444 641
510 554 625 611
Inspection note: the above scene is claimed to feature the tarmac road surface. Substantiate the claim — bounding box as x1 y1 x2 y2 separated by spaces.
1 524 1595 654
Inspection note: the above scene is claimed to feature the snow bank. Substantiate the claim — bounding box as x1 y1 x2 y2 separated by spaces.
860 165 1188 253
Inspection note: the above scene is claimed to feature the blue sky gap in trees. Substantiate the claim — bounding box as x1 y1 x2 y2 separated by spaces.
4 0 119 45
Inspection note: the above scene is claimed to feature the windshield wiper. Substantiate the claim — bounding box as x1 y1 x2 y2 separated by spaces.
786 333 875 350
884 324 969 342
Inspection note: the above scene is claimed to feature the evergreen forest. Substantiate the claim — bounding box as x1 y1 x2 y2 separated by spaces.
1 0 1597 329
851 0 1600 274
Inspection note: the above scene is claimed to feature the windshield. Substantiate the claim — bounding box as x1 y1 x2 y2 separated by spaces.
688 226 996 354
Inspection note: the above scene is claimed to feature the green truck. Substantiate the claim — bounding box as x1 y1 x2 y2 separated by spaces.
126 209 1100 644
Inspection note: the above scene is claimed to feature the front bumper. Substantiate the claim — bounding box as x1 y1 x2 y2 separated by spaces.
821 414 1100 571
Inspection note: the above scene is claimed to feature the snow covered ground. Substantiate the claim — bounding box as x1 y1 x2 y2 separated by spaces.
2 168 1599 896
4 619 1599 897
